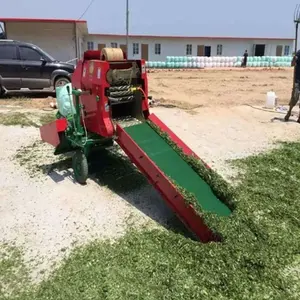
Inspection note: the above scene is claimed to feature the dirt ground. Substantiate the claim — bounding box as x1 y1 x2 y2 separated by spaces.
1 68 300 282
148 67 293 108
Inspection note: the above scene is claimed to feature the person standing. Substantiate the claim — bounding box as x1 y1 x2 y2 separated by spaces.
241 50 248 67
284 49 300 122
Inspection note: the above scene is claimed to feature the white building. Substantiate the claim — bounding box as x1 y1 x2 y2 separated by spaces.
0 18 88 63
86 34 294 61
0 18 294 62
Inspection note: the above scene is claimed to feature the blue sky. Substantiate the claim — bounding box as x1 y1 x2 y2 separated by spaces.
1 0 299 38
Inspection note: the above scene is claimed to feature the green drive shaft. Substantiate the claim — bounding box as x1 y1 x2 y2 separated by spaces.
124 123 231 216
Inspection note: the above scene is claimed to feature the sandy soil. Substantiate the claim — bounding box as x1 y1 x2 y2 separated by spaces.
148 68 293 108
0 68 300 282
153 105 300 178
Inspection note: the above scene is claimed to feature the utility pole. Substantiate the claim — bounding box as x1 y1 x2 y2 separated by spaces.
284 4 300 122
293 5 300 92
126 0 129 55
294 4 300 54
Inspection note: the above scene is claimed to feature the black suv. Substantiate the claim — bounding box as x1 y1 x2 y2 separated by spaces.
0 40 75 95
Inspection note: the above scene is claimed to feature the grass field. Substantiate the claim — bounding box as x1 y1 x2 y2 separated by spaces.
1 140 300 300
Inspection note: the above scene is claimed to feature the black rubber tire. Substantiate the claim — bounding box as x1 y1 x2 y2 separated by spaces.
54 76 71 89
72 150 88 184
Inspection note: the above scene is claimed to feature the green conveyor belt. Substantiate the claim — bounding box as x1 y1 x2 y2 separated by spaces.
124 122 231 216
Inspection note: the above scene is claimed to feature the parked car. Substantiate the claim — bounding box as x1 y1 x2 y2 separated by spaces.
0 39 75 96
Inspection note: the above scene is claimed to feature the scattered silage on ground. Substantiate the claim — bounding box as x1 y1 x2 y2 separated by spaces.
0 111 56 128
1 140 300 299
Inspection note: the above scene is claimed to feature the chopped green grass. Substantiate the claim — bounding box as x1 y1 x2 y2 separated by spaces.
14 141 148 191
2 141 300 299
0 111 56 127
0 112 38 127
89 148 148 193
0 244 31 298
39 113 56 125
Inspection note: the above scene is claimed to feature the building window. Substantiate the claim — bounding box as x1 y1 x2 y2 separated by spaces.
133 43 139 55
87 41 94 50
186 44 192 55
217 44 223 55
111 42 118 48
284 45 290 56
155 43 161 55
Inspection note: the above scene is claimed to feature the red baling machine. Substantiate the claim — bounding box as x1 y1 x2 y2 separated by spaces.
40 48 231 242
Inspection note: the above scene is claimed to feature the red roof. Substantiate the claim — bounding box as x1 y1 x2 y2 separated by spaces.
89 33 294 41
0 17 86 24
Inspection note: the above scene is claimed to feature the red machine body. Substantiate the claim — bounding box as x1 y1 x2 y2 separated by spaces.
71 50 150 138
39 49 231 243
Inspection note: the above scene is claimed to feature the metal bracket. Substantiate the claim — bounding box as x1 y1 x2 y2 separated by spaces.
294 4 300 23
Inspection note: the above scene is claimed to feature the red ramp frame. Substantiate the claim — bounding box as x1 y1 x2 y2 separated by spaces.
116 115 217 242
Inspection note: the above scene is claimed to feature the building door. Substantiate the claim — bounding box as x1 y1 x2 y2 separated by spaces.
204 46 211 57
97 44 106 52
141 44 148 60
254 44 265 56
197 45 205 56
276 45 283 56
120 44 127 56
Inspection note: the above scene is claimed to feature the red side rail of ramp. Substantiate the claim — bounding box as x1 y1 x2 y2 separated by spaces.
116 115 217 242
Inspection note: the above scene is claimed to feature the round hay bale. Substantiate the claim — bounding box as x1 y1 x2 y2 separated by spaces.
101 47 124 61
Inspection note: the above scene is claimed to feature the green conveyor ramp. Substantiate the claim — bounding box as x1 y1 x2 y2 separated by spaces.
124 122 231 216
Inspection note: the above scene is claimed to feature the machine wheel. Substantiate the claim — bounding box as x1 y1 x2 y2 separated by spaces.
72 150 88 184
54 76 70 89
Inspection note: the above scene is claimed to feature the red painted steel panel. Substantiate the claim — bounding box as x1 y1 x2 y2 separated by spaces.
40 119 67 147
